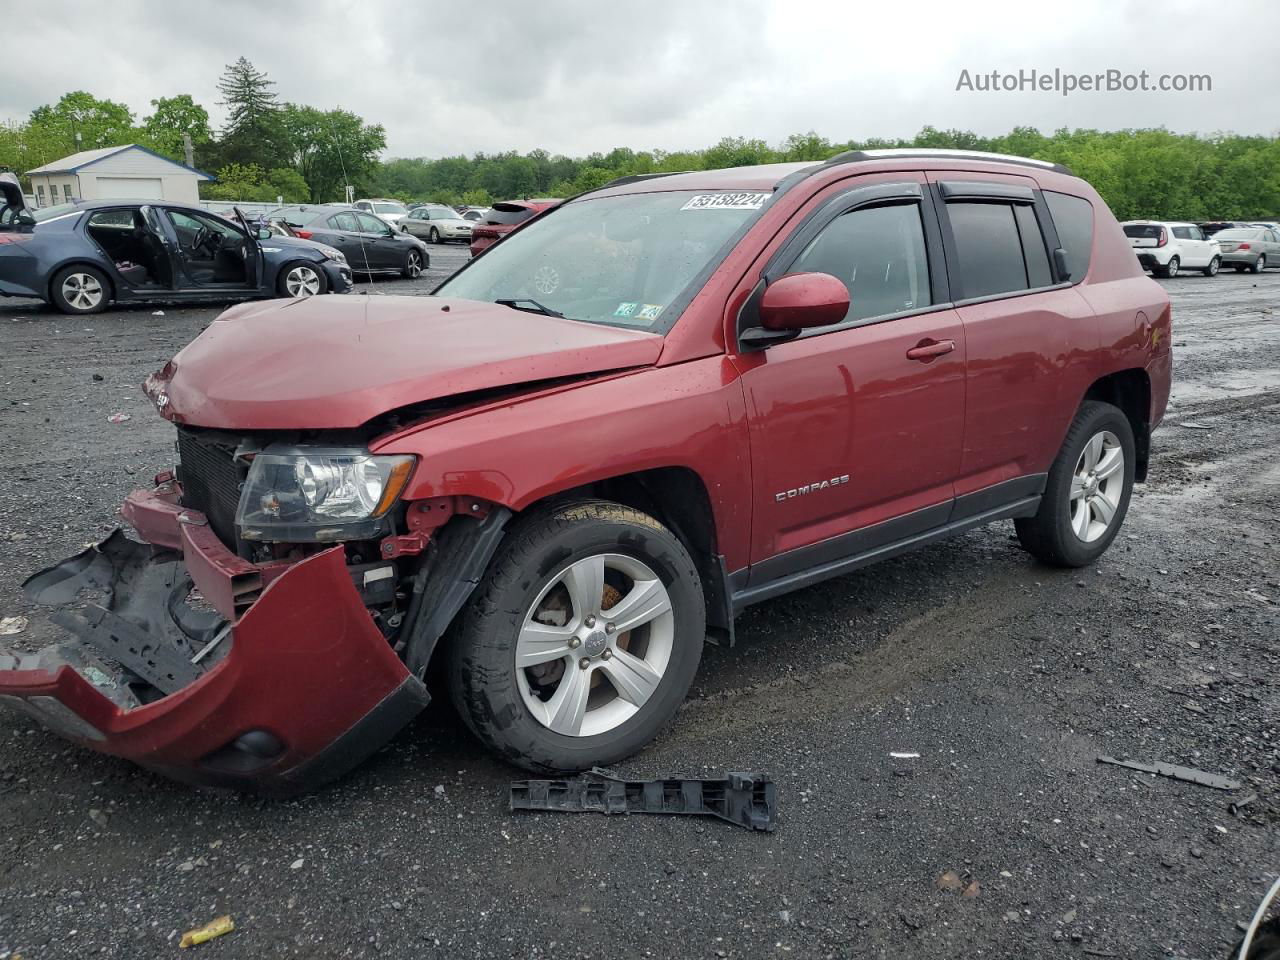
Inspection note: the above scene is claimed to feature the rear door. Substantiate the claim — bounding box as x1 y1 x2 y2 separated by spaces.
326 211 368 271
930 174 1098 502
734 175 968 579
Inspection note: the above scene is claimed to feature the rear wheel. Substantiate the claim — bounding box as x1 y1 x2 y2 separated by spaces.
448 500 705 773
1015 401 1136 567
1250 254 1266 274
278 262 327 298
50 265 110 314
1202 256 1220 277
1157 256 1180 278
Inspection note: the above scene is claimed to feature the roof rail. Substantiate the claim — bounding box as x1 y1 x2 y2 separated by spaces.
598 171 693 190
825 148 1074 176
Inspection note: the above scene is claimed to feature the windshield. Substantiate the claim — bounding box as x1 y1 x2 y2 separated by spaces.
435 190 769 331
373 202 407 215
33 202 82 222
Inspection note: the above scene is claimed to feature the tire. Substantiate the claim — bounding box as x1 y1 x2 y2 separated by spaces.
50 265 110 314
1250 254 1266 274
277 261 328 298
428 227 440 245
402 248 424 279
1157 256 1180 278
1015 401 1136 568
447 499 705 774
1202 256 1220 277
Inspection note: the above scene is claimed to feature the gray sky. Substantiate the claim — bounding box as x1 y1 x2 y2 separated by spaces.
4 0 1277 158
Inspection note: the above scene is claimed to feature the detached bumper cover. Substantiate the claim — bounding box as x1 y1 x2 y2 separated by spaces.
1 498 427 794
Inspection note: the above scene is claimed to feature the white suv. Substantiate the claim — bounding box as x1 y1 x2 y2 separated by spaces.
1122 220 1221 277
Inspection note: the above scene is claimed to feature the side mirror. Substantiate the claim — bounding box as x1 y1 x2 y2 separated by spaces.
758 273 850 331
257 227 273 240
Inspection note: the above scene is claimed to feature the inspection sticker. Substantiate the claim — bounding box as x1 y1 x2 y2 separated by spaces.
637 304 664 320
613 302 639 317
681 192 769 211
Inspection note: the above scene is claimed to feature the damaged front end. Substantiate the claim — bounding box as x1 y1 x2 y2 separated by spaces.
1 447 504 795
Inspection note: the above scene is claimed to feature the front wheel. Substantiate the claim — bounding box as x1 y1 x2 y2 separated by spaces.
278 261 328 298
428 227 440 245
1250 254 1266 274
1015 401 1136 567
1202 256 1220 277
448 500 705 773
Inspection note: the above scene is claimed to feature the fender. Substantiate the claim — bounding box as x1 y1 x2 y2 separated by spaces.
372 354 755 573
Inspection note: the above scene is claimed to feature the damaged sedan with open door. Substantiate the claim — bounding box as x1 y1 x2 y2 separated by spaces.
0 173 352 314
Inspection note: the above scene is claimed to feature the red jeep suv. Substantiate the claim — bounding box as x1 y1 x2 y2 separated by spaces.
5 150 1171 793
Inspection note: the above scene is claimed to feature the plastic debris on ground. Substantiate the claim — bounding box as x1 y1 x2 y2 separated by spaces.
0 616 27 636
179 915 234 948
1095 755 1241 791
107 413 131 423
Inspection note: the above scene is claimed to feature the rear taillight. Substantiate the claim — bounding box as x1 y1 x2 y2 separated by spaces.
294 229 312 239
1157 228 1168 247
1238 242 1251 250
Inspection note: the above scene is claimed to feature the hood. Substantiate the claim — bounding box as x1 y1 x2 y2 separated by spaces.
0 172 25 212
150 296 664 430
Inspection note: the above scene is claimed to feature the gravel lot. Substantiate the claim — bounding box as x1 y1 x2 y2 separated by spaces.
0 250 1277 959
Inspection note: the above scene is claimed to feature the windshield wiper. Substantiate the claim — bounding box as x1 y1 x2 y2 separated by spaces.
494 298 564 318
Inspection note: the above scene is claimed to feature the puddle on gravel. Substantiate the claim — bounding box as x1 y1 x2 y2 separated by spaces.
1170 367 1280 406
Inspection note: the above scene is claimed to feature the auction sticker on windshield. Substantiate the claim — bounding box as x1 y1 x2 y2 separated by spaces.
681 193 769 211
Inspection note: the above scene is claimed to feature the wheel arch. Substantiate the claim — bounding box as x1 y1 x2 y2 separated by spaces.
1081 368 1152 481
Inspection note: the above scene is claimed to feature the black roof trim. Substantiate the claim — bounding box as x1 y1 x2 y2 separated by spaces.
598 171 694 190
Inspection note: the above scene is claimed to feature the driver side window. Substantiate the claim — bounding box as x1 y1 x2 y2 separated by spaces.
786 203 933 325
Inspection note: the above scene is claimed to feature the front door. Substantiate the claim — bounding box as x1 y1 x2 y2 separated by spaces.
162 207 255 289
734 182 967 582
355 212 398 269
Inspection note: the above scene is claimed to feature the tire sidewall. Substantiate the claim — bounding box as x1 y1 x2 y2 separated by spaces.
51 265 109 314
1047 405 1136 565
277 260 328 298
451 505 704 772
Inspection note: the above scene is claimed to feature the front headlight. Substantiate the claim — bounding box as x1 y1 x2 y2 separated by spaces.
318 245 347 264
235 447 415 542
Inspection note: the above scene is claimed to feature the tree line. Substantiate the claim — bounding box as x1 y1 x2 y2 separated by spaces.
1 57 1277 220
372 128 1280 221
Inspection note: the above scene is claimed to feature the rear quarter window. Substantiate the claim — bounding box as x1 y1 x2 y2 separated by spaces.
1044 192 1094 282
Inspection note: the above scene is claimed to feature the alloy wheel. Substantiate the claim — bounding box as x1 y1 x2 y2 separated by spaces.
285 265 321 297
1167 257 1179 277
406 251 423 278
1069 430 1125 543
515 553 675 737
61 272 104 311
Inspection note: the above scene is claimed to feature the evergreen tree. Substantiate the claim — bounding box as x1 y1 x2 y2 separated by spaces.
212 57 288 170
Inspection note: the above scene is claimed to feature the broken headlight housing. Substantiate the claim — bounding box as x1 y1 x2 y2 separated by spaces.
235 447 415 542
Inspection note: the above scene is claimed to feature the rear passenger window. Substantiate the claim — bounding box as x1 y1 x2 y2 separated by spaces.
947 202 1029 299
1171 226 1192 240
787 202 932 324
1044 191 1093 282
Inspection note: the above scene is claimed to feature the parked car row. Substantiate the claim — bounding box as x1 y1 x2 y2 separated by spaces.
1122 219 1280 277
266 204 429 278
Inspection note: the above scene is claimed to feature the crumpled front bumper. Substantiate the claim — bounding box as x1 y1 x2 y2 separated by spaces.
0 487 427 795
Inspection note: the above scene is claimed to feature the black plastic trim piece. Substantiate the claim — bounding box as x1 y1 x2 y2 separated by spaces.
510 770 777 831
950 474 1047 522
403 508 512 676
598 171 692 190
937 180 1036 203
732 493 1041 613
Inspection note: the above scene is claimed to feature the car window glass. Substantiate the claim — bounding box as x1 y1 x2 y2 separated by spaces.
357 213 388 233
1190 226 1205 240
1123 224 1161 239
1014 204 1051 288
168 209 239 240
1171 226 1191 240
788 202 932 323
1045 192 1094 281
331 212 359 232
947 201 1028 298
429 206 454 220
87 210 137 229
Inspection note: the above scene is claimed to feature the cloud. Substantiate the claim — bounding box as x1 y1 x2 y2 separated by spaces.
1 0 1276 160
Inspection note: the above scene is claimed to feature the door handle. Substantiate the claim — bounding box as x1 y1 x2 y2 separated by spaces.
905 338 956 362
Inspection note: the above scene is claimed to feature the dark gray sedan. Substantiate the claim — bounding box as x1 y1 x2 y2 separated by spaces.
267 205 429 278
1213 227 1280 273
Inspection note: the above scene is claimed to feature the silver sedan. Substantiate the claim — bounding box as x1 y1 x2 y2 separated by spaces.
401 205 474 244
1214 227 1280 273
